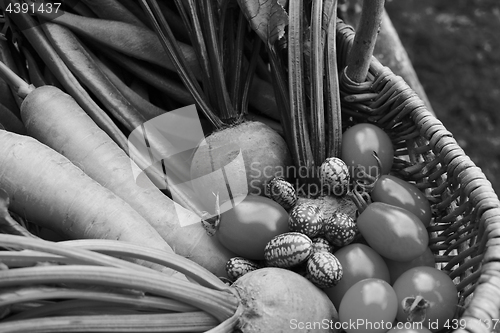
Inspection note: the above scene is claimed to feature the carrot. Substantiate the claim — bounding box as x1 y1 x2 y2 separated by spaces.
99 48 196 106
80 0 148 27
0 103 26 135
0 39 23 111
94 56 169 121
38 10 201 77
36 9 280 120
42 65 63 89
40 21 205 214
60 0 96 18
0 76 19 119
129 77 150 101
0 129 176 274
40 21 147 134
18 85 235 277
0 51 235 277
4 2 129 153
20 46 46 87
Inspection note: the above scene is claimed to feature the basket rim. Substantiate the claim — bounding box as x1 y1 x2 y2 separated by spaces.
336 19 500 333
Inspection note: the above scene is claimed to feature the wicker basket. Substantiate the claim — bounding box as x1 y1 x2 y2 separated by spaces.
335 20 500 333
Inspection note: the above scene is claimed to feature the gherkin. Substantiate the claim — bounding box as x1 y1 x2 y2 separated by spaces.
266 177 298 210
306 251 343 288
319 157 350 196
323 212 357 247
264 232 313 268
288 202 324 238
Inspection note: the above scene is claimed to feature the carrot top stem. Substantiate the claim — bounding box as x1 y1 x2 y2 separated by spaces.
4 1 130 153
0 60 34 99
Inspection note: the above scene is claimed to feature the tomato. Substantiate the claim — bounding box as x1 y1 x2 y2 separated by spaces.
341 123 394 178
339 278 398 333
384 247 436 284
371 175 432 227
217 195 289 260
324 243 390 310
392 266 458 332
357 202 428 262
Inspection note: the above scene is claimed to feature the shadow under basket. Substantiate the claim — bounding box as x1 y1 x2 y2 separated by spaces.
336 20 500 333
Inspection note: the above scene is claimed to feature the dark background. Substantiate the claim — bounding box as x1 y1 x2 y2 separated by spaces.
384 0 500 195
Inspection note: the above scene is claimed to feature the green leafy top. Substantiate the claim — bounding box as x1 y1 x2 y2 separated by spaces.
237 0 288 45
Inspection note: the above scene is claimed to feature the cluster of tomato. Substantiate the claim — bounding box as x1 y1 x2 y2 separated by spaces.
332 124 458 333
213 123 459 333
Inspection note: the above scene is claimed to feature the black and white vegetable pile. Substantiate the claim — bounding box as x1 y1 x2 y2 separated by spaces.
224 157 357 289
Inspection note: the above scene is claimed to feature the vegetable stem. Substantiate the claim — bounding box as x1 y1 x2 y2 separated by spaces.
59 239 232 291
0 286 198 313
325 1 342 158
199 0 236 120
0 311 219 332
0 234 166 275
20 46 46 88
4 0 130 152
310 0 326 165
0 265 238 321
0 60 34 98
240 35 261 116
80 0 147 27
183 0 217 109
345 0 385 83
41 21 147 131
139 0 223 129
288 0 314 171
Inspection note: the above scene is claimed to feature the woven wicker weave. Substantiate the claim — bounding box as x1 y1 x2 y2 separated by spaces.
336 20 500 333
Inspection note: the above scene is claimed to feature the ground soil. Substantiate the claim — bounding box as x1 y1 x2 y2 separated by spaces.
385 0 500 195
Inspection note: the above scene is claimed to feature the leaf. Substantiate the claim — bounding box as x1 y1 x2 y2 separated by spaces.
236 0 288 45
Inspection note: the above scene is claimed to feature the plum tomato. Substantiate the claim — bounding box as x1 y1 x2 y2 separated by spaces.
384 247 436 285
371 175 432 227
339 278 398 333
324 243 390 310
357 202 429 262
341 123 394 178
217 195 289 260
393 266 458 332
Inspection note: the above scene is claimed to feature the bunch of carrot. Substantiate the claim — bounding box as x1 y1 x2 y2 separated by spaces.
0 0 412 331
1 0 259 277
0 0 388 264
